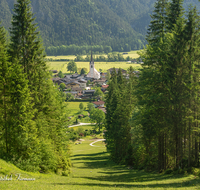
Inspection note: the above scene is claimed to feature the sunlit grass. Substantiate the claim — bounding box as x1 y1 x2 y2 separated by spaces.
46 50 140 61
48 61 141 73
1 134 200 190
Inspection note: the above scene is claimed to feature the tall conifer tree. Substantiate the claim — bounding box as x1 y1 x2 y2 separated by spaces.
7 0 71 173
0 25 11 157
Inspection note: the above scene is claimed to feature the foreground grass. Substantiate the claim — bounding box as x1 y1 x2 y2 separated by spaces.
0 132 200 189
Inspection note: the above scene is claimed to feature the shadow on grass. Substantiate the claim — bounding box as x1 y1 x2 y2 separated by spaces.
81 171 186 183
69 151 200 189
72 152 124 170
51 178 200 189
71 152 109 161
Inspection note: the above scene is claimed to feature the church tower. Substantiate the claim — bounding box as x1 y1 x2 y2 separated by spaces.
87 49 100 79
89 49 94 77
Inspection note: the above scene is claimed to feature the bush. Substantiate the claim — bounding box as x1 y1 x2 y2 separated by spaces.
79 133 84 137
164 169 173 174
191 167 200 176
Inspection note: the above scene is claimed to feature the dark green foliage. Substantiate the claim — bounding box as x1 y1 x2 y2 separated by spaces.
0 24 13 158
147 0 168 45
59 83 66 91
90 109 105 132
80 68 86 75
67 60 77 73
87 103 95 112
132 0 200 171
58 71 64 78
47 45 113 56
94 88 104 100
0 0 71 174
105 68 135 164
66 93 74 101
79 102 84 110
1 0 200 52
166 0 185 32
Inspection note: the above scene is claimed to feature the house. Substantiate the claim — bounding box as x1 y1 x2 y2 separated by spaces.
83 90 95 97
92 100 105 108
51 77 60 83
101 85 109 92
78 78 87 89
71 73 80 79
64 91 78 98
93 78 107 86
65 80 81 89
71 87 83 93
100 72 107 79
107 68 127 75
97 107 106 114
85 87 91 90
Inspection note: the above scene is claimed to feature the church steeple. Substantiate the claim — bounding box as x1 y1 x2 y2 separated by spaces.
86 47 100 79
91 48 93 62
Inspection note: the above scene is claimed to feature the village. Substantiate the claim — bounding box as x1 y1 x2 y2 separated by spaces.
50 51 134 115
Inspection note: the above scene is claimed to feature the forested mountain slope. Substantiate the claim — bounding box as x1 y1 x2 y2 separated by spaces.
0 0 200 51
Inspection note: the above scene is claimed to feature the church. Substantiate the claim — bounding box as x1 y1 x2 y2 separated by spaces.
86 50 100 79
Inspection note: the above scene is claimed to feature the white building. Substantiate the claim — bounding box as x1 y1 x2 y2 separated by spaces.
87 50 100 79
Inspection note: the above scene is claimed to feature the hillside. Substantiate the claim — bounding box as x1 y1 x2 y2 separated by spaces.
0 0 200 51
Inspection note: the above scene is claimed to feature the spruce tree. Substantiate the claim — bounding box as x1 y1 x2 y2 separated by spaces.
105 69 119 160
0 25 11 157
0 24 38 165
184 6 200 167
147 0 168 45
8 0 71 173
166 0 184 32
105 68 135 164
9 0 49 111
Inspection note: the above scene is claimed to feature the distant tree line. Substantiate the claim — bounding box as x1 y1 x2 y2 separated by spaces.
105 0 200 172
75 53 135 62
48 53 140 62
0 0 71 174
46 45 113 56
45 41 141 56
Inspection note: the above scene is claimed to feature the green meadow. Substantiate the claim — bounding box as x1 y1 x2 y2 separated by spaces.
46 50 140 61
0 132 199 190
47 50 142 73
66 102 91 124
48 61 141 73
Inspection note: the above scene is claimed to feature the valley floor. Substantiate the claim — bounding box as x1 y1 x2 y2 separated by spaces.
0 136 200 190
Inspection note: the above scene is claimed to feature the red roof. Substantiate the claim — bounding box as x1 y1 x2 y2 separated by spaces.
98 107 106 113
92 101 105 105
102 85 109 88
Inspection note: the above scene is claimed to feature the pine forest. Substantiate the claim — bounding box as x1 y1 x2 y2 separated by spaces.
0 0 71 174
105 0 200 172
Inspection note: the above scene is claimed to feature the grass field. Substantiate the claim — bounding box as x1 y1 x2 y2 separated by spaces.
46 50 141 61
0 131 200 190
47 50 142 73
48 61 141 73
66 102 88 112
66 102 91 124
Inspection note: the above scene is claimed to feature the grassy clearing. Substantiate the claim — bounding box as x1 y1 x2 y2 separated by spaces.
66 101 88 111
0 132 200 190
47 50 142 73
66 102 91 124
46 50 140 61
70 125 95 131
48 61 141 73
